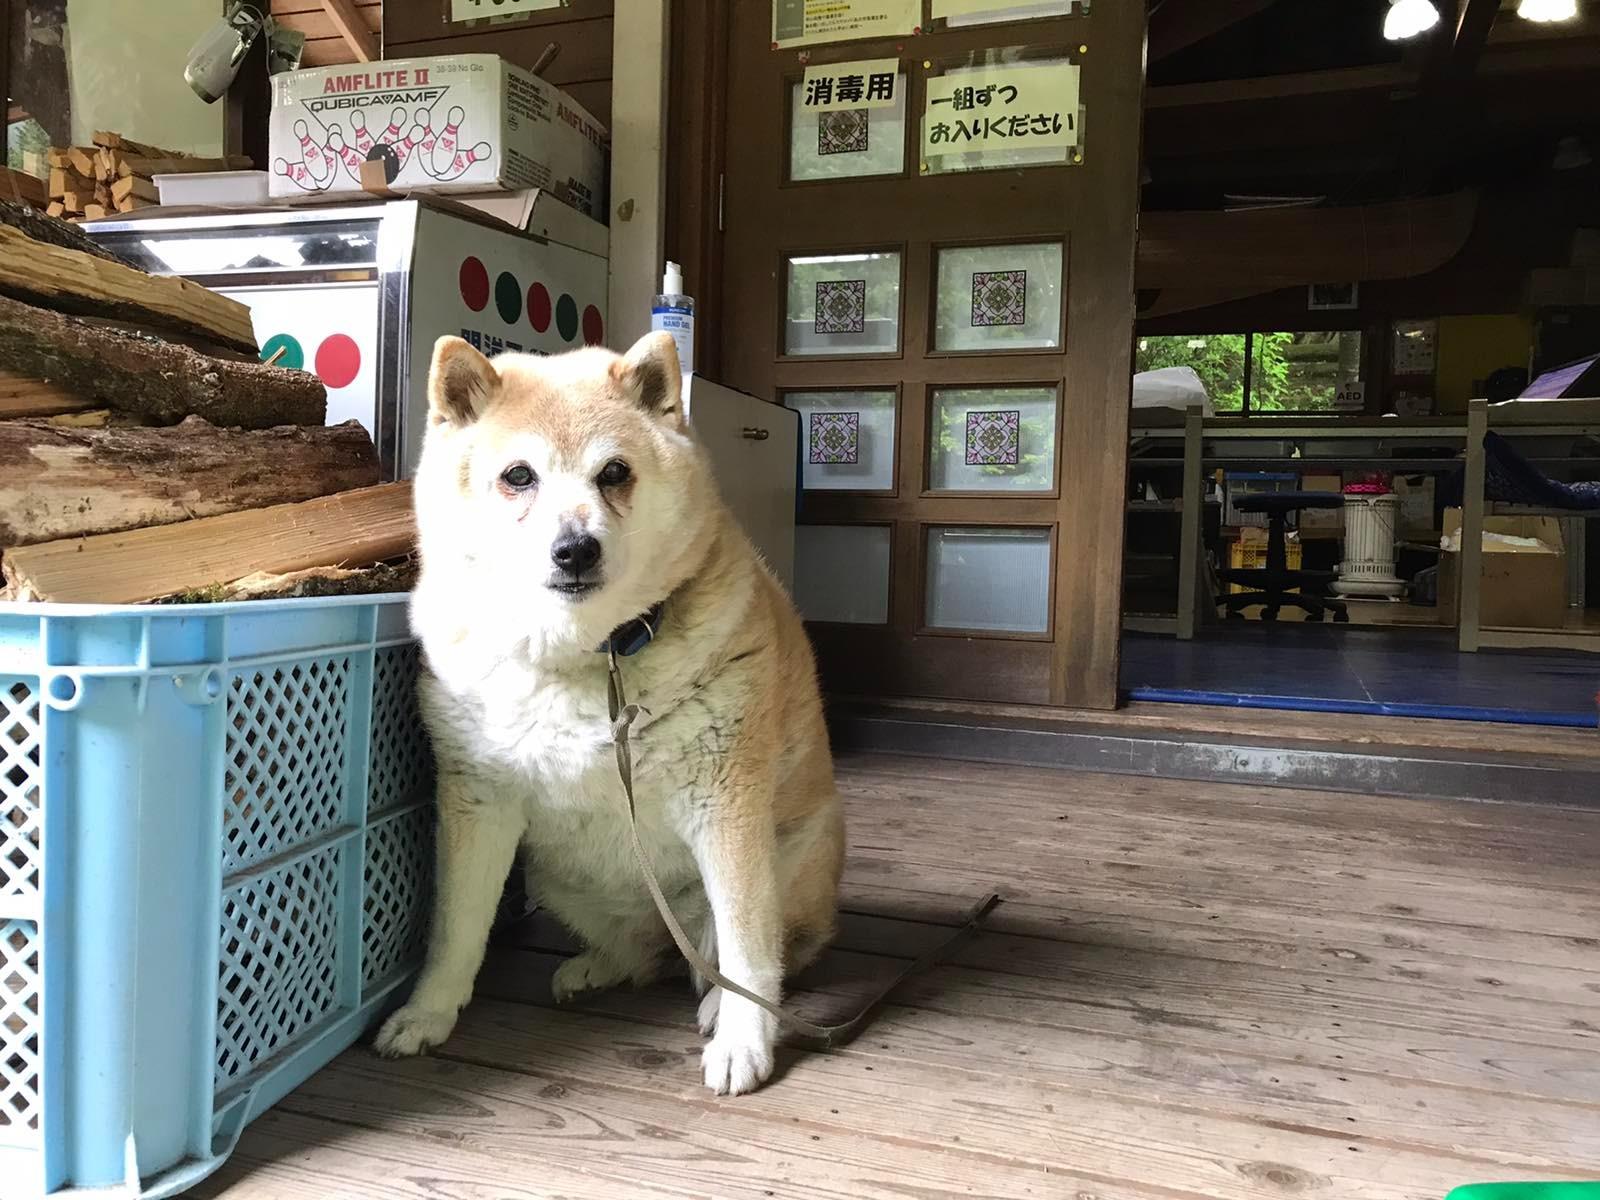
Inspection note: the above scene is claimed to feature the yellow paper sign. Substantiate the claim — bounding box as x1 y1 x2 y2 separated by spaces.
800 58 901 111
772 0 920 48
922 62 1081 158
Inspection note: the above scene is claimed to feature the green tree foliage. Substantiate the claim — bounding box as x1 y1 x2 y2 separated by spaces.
1137 331 1357 413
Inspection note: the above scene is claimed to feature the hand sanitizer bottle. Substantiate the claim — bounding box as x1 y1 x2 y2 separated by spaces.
651 261 695 378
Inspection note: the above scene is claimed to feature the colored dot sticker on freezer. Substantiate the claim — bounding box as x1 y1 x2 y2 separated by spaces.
459 256 489 312
315 334 361 389
494 272 523 324
582 304 604 346
527 282 552 333
260 333 304 371
555 293 579 342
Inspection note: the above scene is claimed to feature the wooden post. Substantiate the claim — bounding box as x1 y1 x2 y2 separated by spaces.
1177 408 1205 641
608 0 670 350
1458 399 1488 652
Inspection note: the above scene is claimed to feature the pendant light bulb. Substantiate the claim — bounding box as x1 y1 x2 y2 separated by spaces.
1383 0 1442 40
1518 0 1579 22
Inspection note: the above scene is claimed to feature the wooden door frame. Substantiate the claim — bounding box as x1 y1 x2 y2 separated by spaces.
665 0 731 381
667 2 1144 711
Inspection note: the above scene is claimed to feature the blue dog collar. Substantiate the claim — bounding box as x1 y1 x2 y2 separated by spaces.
598 602 664 658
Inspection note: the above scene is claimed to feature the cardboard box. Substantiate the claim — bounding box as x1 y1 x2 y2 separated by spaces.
1393 474 1436 539
1438 509 1567 629
1298 473 1344 534
269 54 607 216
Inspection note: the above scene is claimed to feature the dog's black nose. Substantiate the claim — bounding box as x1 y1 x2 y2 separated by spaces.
550 533 602 575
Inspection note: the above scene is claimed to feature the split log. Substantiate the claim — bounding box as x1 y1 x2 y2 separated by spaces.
66 147 98 178
45 202 65 219
111 175 159 204
0 199 132 265
115 154 253 179
46 149 71 169
0 417 380 545
0 294 324 429
0 220 257 351
82 203 108 222
0 367 97 418
2 482 415 604
155 558 418 604
48 168 94 197
92 131 191 159
114 195 156 214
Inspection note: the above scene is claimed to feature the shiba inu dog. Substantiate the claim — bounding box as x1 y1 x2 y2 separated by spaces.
374 331 844 1095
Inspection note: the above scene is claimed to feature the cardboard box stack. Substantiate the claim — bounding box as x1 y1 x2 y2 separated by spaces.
268 54 608 218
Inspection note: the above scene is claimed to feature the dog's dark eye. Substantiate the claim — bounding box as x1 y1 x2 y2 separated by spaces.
501 463 537 490
597 459 631 487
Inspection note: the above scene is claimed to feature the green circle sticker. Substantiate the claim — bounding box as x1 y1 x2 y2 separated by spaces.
555 293 579 342
494 271 522 324
260 333 304 371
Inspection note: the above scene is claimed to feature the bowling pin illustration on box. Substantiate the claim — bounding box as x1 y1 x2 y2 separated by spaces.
274 102 492 193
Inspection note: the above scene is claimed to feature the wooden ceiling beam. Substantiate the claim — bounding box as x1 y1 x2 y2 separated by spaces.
1147 0 1281 64
1145 64 1416 109
319 0 379 63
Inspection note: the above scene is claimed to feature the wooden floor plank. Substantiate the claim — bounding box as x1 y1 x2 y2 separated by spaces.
475 949 1600 1169
436 999 1580 1200
195 753 1600 1200
271 1051 1158 1200
841 851 1600 976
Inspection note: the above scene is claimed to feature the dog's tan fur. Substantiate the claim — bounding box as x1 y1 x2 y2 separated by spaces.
374 331 843 1094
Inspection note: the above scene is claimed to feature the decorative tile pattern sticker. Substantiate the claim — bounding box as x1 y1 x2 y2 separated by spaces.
966 409 1021 466
818 110 870 155
810 411 861 464
971 270 1027 327
815 279 867 334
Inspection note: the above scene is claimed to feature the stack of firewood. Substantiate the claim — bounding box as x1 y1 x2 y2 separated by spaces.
0 199 416 604
42 131 252 222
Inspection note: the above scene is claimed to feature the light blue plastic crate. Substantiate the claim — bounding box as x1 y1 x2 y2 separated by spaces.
0 595 434 1198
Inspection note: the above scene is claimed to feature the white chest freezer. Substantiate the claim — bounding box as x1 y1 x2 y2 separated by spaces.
85 196 608 479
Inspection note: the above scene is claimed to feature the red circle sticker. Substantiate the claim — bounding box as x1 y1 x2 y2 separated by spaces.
527 282 552 333
582 304 604 346
315 334 361 389
458 256 489 312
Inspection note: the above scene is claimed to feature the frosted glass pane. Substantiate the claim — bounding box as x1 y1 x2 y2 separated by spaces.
789 79 907 182
923 56 1078 175
934 242 1062 352
785 251 901 356
784 390 897 491
795 525 891 624
925 526 1051 633
929 387 1057 492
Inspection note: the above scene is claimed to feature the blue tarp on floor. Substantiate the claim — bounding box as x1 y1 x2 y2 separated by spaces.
1120 627 1600 729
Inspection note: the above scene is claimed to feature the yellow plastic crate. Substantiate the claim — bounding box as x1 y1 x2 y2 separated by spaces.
1226 529 1302 594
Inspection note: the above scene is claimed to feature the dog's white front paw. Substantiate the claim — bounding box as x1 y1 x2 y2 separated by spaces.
702 1016 775 1096
373 1005 457 1057
697 986 722 1036
552 950 627 1004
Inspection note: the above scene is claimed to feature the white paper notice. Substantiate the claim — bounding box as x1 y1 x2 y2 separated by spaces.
451 0 564 22
799 58 901 111
923 62 1081 158
772 0 920 48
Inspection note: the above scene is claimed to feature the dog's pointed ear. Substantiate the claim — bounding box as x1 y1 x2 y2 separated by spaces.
428 336 499 428
609 331 683 424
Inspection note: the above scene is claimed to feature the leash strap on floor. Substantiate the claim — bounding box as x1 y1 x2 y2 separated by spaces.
606 647 1003 1048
